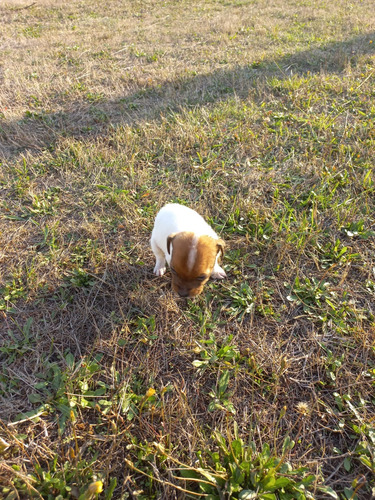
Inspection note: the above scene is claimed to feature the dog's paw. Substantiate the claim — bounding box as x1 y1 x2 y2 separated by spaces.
211 266 226 280
154 265 166 276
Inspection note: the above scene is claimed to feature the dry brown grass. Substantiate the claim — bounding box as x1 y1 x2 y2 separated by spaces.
1 0 375 498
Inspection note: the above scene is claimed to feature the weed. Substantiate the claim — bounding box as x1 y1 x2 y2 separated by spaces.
186 297 222 334
131 424 335 499
286 276 335 313
0 278 26 312
286 276 369 335
225 282 256 319
3 456 116 499
341 220 375 239
22 25 42 38
208 369 236 414
217 208 274 243
331 392 375 495
192 334 241 372
319 343 345 383
317 239 360 269
12 353 107 434
65 268 95 288
0 318 34 365
129 315 157 344
38 224 60 252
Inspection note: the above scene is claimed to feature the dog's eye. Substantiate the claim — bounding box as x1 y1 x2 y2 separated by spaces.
196 275 207 281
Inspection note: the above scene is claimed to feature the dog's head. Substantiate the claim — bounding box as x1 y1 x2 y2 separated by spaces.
166 231 224 297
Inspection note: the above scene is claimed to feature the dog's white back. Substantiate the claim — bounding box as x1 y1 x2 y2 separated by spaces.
151 203 218 264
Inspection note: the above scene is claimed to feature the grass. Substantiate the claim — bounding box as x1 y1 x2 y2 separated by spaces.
0 0 375 498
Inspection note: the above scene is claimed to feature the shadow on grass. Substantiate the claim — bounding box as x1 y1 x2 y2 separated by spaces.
1 32 374 159
0 261 163 417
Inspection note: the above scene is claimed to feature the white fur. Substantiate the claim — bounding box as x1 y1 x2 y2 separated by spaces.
150 203 226 278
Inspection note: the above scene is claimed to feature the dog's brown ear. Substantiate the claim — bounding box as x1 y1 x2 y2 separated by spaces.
216 239 225 258
167 233 177 255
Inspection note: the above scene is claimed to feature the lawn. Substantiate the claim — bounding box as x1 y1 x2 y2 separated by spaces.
0 0 375 498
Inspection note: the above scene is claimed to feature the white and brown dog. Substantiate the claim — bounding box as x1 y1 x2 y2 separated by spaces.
151 203 226 297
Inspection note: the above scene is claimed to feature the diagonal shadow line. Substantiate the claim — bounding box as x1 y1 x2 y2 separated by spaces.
0 32 374 161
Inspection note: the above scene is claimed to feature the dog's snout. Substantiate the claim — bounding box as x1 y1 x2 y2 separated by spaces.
178 289 189 298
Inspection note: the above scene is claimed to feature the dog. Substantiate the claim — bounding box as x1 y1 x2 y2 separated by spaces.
151 203 226 297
